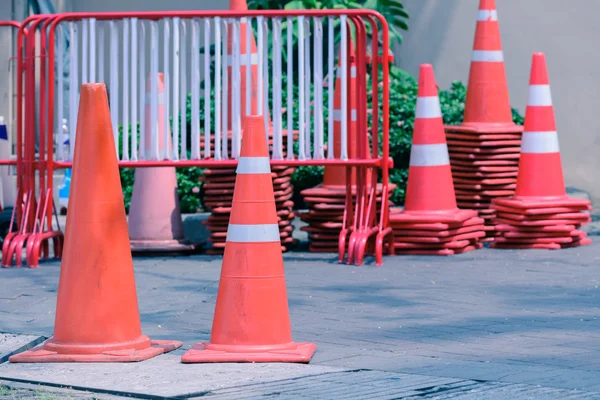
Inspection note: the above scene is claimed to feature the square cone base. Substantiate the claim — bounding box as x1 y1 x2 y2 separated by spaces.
300 183 395 253
490 197 593 249
181 341 316 363
390 211 485 256
9 338 182 363
445 125 524 242
203 166 298 254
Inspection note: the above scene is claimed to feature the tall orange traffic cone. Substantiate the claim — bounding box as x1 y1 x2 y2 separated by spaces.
182 115 316 363
390 65 485 255
493 53 591 210
128 73 196 253
456 0 520 133
9 84 182 362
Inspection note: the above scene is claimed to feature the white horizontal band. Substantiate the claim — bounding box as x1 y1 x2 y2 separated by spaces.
527 85 552 106
415 96 442 119
477 10 498 21
332 109 357 122
145 92 164 105
336 66 357 78
521 131 560 154
227 53 259 67
226 224 280 243
409 143 450 167
236 156 271 174
471 50 504 62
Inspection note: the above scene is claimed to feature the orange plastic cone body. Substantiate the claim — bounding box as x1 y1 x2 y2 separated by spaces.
396 65 476 224
128 74 193 252
492 53 591 210
227 0 271 130
453 0 521 133
322 44 358 188
9 84 181 363
181 115 316 363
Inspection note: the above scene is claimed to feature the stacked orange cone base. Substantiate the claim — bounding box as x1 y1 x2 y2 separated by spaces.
491 53 592 249
182 115 316 363
444 0 523 242
391 64 486 256
9 84 182 363
299 181 396 253
200 133 298 254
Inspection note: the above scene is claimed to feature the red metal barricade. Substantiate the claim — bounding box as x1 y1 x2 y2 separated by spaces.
8 9 392 267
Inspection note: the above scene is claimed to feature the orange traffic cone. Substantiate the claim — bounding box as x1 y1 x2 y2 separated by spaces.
493 53 591 210
455 0 521 133
390 65 485 255
182 115 316 363
9 84 182 362
128 73 196 253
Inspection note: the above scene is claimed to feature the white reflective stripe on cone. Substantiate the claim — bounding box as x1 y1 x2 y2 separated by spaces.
415 96 442 119
227 224 281 242
409 143 450 167
527 85 553 107
236 156 271 174
332 109 357 122
471 50 504 62
227 53 259 67
477 10 498 21
521 131 560 154
336 66 356 78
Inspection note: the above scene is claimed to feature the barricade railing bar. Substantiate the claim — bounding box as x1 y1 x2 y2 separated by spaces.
7 9 392 266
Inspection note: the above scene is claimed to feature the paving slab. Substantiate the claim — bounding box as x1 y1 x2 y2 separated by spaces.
0 334 44 364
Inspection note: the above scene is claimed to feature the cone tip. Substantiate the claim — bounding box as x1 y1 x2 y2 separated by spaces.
530 52 549 85
479 0 496 10
81 83 107 94
229 0 248 11
418 64 438 97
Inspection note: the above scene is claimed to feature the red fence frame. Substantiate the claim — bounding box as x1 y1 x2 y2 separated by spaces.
6 9 392 267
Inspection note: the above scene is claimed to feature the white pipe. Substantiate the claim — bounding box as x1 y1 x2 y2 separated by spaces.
69 23 78 160
131 18 138 161
109 21 118 156
163 19 171 160
204 18 211 159
272 17 283 160
262 17 270 138
139 22 146 159
122 19 129 160
245 17 251 116
214 17 222 160
180 20 187 160
173 17 180 161
257 16 263 116
98 22 104 83
81 19 88 84
327 17 334 159
297 16 305 160
57 24 64 161
89 18 96 83
286 16 293 160
151 21 159 160
191 19 200 160
221 19 228 159
304 17 311 159
314 17 324 159
232 19 241 159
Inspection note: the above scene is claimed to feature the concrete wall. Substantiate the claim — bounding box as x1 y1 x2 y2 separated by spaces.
398 0 600 203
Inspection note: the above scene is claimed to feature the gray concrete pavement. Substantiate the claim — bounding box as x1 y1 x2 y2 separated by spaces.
0 241 600 398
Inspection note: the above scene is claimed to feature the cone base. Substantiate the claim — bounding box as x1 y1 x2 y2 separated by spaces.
493 196 591 210
181 341 316 363
9 339 182 363
130 239 199 253
445 123 524 134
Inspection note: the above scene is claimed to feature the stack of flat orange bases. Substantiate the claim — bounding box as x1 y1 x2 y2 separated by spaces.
390 64 486 256
491 53 592 249
201 165 298 255
444 0 523 242
299 182 395 253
